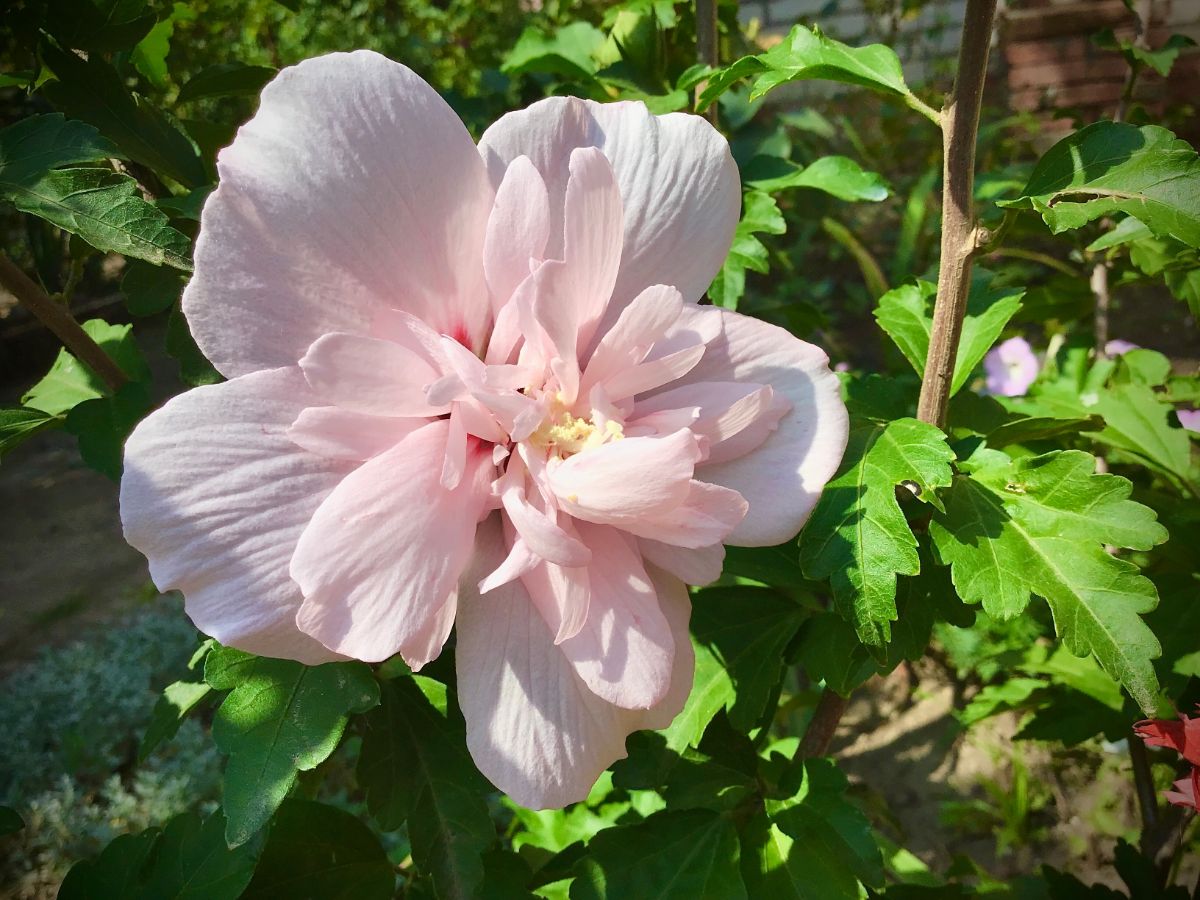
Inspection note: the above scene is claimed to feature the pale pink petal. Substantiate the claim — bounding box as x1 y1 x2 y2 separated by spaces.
484 156 550 312
120 368 349 664
521 556 591 644
299 332 446 417
635 564 695 731
667 306 848 546
185 51 493 377
634 381 789 465
500 463 592 567
617 480 747 549
404 593 458 672
287 406 423 461
457 517 690 809
529 149 624 402
478 97 740 313
600 343 707 403
557 524 674 709
290 420 492 664
581 284 683 394
547 430 700 524
638 539 725 586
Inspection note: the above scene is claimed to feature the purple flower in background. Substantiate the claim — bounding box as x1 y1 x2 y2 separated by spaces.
834 361 851 373
1105 339 1140 356
1178 409 1200 433
984 337 1039 397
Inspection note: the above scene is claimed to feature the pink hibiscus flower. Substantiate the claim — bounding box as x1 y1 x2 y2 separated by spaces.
983 336 1039 397
119 51 848 808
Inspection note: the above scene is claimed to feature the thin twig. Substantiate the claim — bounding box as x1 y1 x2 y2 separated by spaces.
916 0 999 429
0 252 128 393
695 0 720 124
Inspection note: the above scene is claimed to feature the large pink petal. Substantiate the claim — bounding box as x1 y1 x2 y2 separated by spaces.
299 332 446 417
455 517 692 809
557 524 674 710
668 307 848 546
185 51 493 377
547 430 700 524
616 480 747 549
633 381 789 465
581 284 683 394
290 420 492 664
287 407 424 461
478 97 740 312
484 156 550 313
638 539 725 586
120 368 349 664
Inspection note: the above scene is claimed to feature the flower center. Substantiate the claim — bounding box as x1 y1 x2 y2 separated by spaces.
528 394 624 458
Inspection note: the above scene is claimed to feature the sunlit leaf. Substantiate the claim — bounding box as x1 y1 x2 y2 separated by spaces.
1002 122 1200 248
799 417 954 645
929 449 1167 712
204 647 380 846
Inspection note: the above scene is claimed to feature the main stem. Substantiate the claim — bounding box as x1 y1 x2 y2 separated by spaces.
802 0 998 760
915 0 998 429
0 252 128 393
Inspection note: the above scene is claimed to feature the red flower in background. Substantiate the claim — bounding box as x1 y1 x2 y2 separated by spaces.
1134 705 1200 812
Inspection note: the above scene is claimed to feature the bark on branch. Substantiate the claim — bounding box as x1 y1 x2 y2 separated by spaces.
0 252 128 393
916 0 999 428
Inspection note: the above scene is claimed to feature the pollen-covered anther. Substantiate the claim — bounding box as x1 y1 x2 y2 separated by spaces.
529 402 624 457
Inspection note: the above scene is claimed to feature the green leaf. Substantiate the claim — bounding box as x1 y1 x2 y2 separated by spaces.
22 319 150 415
131 3 196 89
708 190 784 309
204 647 380 846
139 679 212 762
178 63 277 103
122 260 186 317
795 612 877 696
1002 122 1200 248
666 586 806 749
742 155 889 202
0 406 60 455
1091 383 1195 489
166 303 222 385
1095 28 1196 78
59 829 160 900
957 677 1046 727
241 800 394 900
65 380 152 479
741 759 884 900
502 22 605 82
0 113 119 183
41 42 208 189
875 275 1024 395
571 809 747 900
929 449 1167 712
358 676 493 899
43 0 157 53
59 811 262 900
799 417 954 645
5 167 193 269
700 25 925 117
